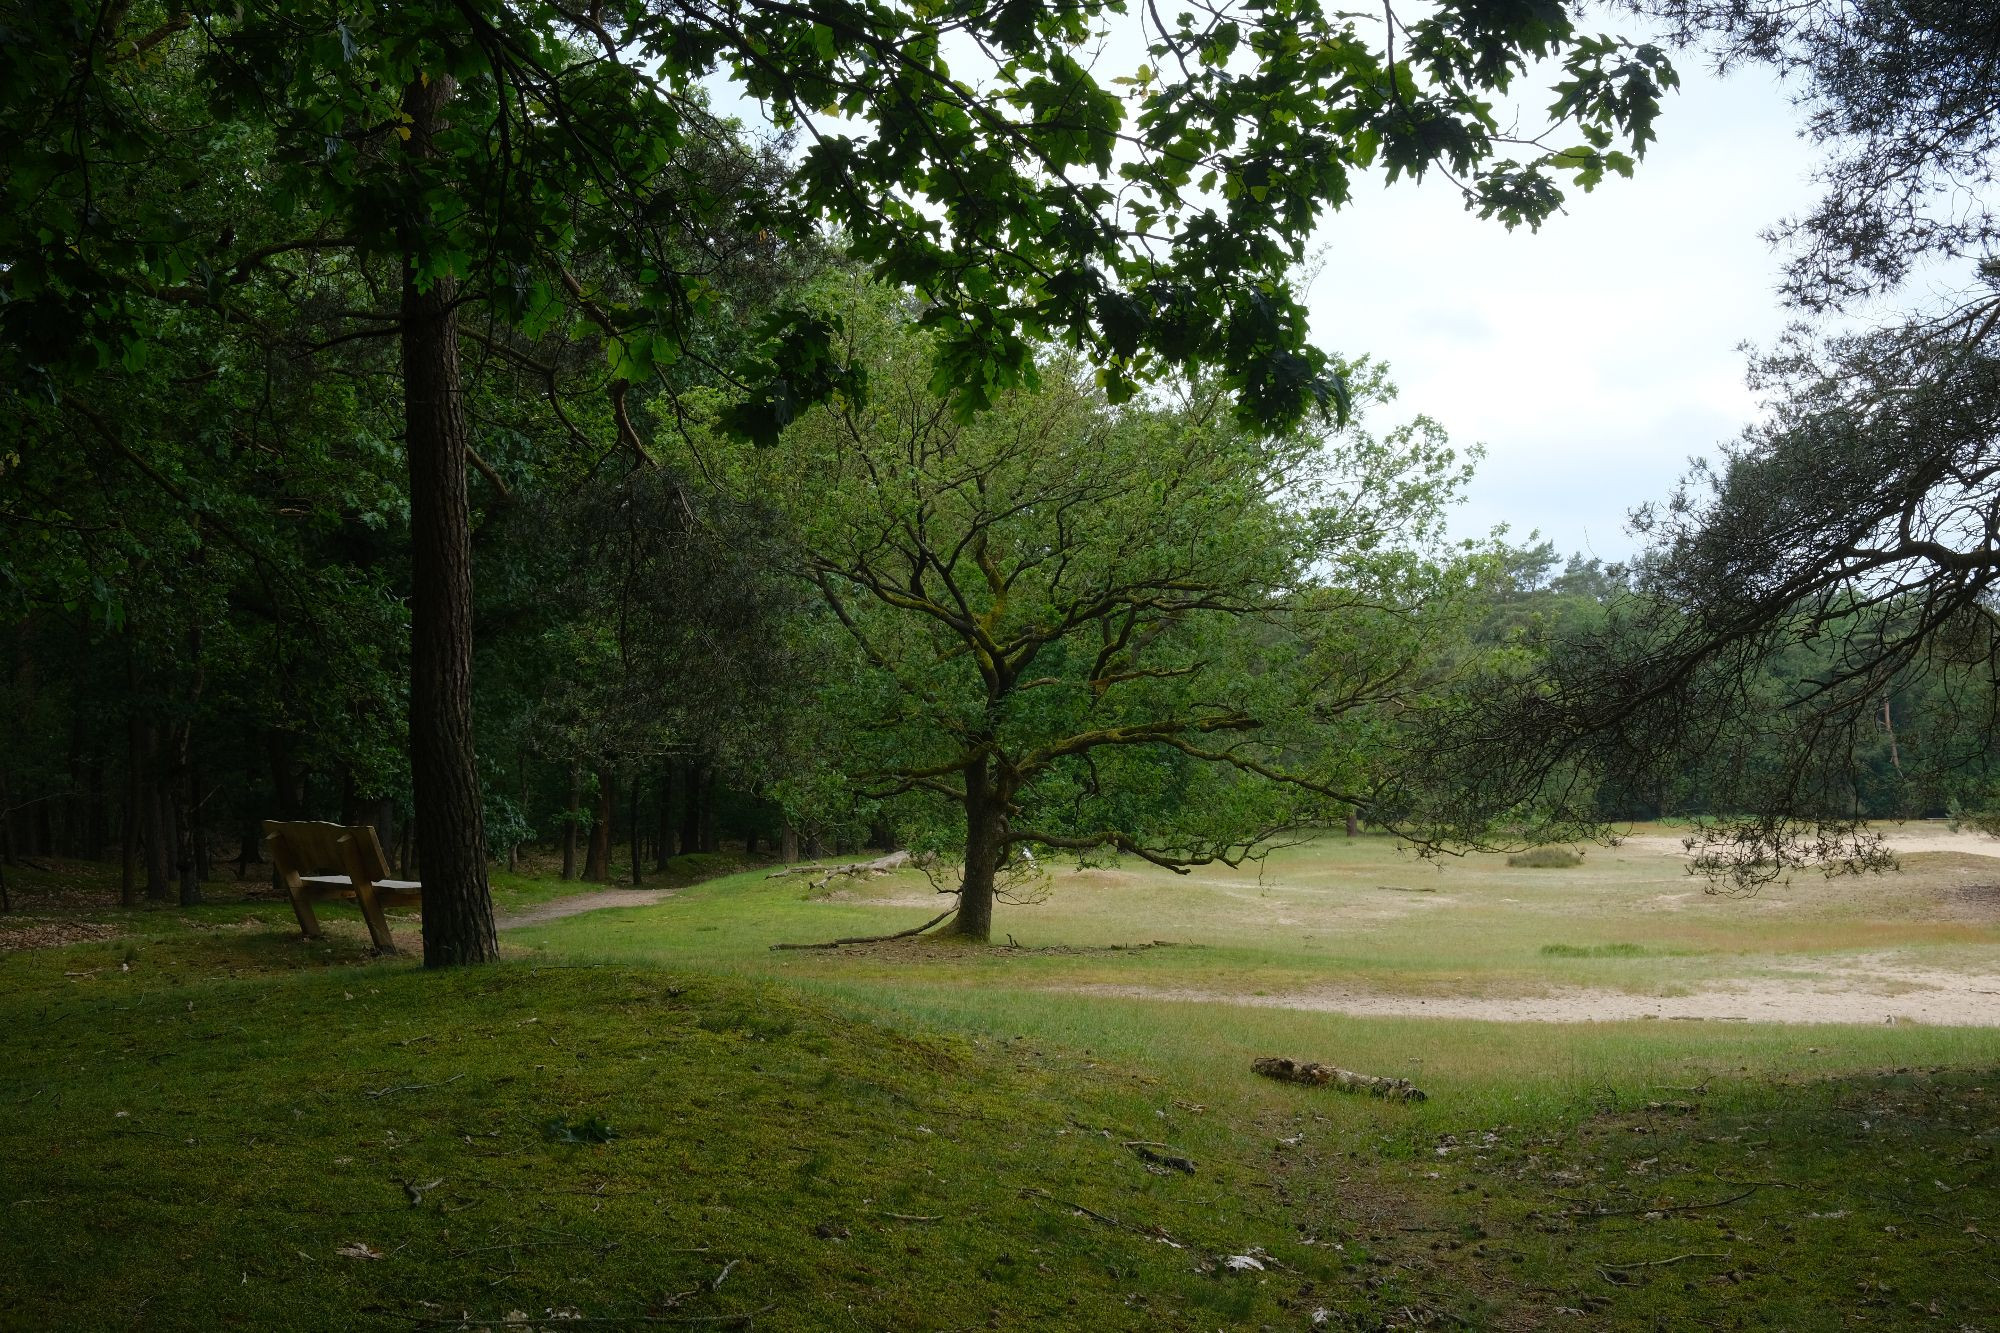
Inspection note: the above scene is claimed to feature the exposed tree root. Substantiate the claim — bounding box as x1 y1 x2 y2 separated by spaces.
769 902 959 951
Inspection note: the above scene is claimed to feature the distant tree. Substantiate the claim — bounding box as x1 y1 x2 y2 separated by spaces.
683 295 1477 940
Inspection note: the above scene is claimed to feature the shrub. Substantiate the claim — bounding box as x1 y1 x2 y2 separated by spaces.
1506 846 1584 869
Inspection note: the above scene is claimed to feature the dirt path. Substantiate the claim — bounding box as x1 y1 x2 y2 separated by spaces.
497 888 675 928
1058 962 2000 1025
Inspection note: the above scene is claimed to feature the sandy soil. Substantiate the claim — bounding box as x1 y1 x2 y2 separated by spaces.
1059 952 2000 1026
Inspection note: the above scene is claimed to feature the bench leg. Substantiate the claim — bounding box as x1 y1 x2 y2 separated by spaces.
355 882 398 953
286 886 324 940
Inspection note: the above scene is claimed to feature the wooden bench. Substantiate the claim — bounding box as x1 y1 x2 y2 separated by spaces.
263 820 421 953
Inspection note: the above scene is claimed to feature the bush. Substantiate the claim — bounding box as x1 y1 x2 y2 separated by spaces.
1506 846 1584 869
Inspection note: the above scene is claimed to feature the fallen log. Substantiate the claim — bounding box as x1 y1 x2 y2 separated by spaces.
1250 1057 1427 1103
764 850 923 889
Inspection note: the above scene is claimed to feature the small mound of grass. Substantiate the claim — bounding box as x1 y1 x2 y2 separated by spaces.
1506 846 1585 869
1540 941 1650 958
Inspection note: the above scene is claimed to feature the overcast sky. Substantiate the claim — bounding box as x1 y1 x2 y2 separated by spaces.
1310 56 1827 562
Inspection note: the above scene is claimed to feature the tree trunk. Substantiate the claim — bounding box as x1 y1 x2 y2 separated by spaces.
582 769 613 882
121 704 141 906
679 759 704 855
177 760 203 907
65 706 86 857
781 822 799 863
0 768 15 871
401 71 496 967
87 756 108 859
699 768 721 854
944 760 1002 942
266 730 303 819
561 763 581 880
236 806 260 881
146 771 174 903
629 772 643 886
654 766 675 869
1345 809 1359 838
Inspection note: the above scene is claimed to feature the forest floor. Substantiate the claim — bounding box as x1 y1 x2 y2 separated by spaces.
1 826 1997 1329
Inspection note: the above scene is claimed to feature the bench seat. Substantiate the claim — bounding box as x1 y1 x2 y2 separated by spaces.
265 820 421 952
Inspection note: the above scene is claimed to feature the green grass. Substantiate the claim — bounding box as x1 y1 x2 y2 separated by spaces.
3 829 1999 1328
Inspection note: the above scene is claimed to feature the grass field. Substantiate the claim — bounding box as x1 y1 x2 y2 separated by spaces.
2 827 1997 1329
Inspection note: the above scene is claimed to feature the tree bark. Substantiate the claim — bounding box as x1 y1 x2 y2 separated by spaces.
654 765 675 869
121 701 141 906
583 768 613 882
944 759 1002 942
781 822 799 864
699 768 720 854
401 72 497 966
629 771 643 885
561 762 581 881
146 770 174 902
679 758 704 855
174 622 205 905
1345 809 1359 838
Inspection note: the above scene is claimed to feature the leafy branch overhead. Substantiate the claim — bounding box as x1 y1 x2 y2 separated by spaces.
2 0 1675 441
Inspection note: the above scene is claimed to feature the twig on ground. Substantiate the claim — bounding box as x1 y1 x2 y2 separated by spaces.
365 1073 464 1099
1576 1187 1759 1220
1598 1252 1730 1272
881 1212 944 1222
1020 1186 1123 1229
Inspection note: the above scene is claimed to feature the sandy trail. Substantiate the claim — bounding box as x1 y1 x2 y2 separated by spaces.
497 888 675 928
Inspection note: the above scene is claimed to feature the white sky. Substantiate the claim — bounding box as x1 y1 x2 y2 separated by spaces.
1310 58 1825 561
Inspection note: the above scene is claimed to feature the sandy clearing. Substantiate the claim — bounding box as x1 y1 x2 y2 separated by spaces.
1053 955 2000 1025
1617 824 2000 860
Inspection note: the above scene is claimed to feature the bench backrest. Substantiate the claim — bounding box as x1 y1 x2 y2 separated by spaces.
263 820 393 887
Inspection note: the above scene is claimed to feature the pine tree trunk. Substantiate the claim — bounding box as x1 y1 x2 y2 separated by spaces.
679 759 703 855
944 760 1001 942
629 773 643 885
654 766 675 869
699 768 720 854
401 71 496 967
583 769 613 882
121 705 141 906
146 772 174 902
561 762 581 881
